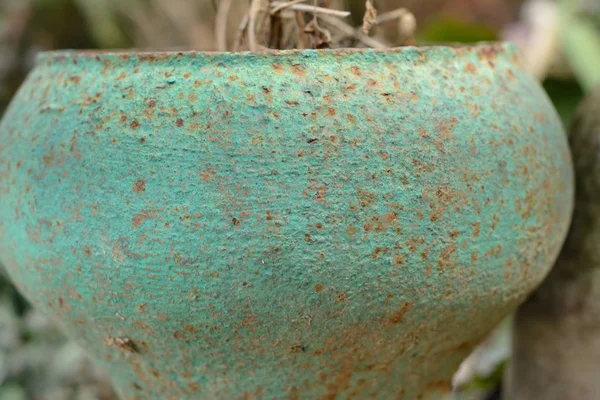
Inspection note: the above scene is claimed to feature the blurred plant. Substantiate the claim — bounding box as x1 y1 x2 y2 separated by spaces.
559 0 600 91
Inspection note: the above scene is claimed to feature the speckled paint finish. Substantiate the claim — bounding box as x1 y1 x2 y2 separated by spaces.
0 43 573 399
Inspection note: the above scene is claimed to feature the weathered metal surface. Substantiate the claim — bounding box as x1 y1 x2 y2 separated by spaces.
0 43 573 399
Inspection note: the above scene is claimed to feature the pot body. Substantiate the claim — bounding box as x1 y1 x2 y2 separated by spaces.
0 44 573 399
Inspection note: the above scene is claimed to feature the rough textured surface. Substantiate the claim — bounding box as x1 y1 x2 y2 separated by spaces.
0 43 573 399
506 84 600 400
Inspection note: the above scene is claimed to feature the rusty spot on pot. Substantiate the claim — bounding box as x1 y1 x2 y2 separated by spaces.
438 244 458 270
133 178 146 193
272 63 283 73
356 189 376 207
335 292 347 303
291 65 305 76
389 302 413 324
371 247 389 259
393 254 405 265
464 63 477 74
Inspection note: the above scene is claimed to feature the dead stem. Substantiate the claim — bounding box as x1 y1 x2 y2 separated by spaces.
304 0 332 49
215 0 233 52
270 0 306 14
362 0 377 34
294 10 309 49
232 0 412 51
375 8 410 24
233 15 249 52
269 10 283 48
319 14 390 48
270 1 350 17
248 0 264 51
375 7 416 44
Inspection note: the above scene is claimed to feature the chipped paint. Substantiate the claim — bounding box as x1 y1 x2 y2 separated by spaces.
0 43 573 399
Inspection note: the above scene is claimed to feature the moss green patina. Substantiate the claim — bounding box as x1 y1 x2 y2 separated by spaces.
0 43 573 399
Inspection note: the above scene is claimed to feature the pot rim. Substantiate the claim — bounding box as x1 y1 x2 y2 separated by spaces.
35 41 517 65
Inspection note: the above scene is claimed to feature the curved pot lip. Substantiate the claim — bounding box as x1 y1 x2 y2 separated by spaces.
35 41 517 65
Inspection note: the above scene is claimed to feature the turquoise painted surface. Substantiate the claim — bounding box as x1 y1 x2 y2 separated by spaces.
0 43 573 399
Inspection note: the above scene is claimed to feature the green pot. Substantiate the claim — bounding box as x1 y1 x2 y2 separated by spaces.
0 43 573 399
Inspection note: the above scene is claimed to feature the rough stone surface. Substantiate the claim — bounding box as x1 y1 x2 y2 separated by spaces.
0 43 573 399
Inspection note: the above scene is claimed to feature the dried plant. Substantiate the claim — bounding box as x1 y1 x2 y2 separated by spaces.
217 0 416 51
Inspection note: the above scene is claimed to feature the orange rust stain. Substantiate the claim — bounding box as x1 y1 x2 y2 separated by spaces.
132 210 158 228
478 46 500 62
389 302 413 324
356 189 376 207
272 63 284 73
384 210 398 223
314 283 323 292
350 66 361 76
472 222 480 237
313 186 328 203
130 119 140 129
491 213 499 231
133 178 146 193
335 292 348 303
425 264 433 278
464 63 477 74
327 107 337 117
506 69 516 81
291 65 306 76
434 117 459 152
438 244 458 269
371 247 389 259
346 225 358 236
393 253 405 265
157 313 168 322
199 168 216 182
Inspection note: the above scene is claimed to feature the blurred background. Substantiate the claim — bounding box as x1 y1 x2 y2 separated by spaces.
0 0 599 399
